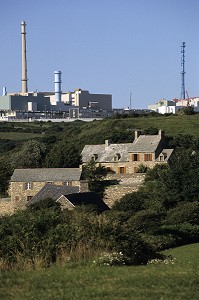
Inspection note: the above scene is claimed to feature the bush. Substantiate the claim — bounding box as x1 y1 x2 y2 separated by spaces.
164 202 199 226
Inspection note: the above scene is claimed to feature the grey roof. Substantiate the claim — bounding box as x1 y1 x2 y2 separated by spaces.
61 192 110 211
81 143 133 163
11 168 82 182
27 184 80 206
157 149 174 161
129 135 162 153
81 135 162 163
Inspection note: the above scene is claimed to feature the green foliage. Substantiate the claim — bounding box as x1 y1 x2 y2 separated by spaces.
0 203 161 269
137 163 147 173
164 202 199 225
177 106 195 115
0 159 12 196
45 141 81 168
113 192 145 212
11 140 46 169
82 161 109 198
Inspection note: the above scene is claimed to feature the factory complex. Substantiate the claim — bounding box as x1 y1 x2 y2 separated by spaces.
0 23 199 121
0 22 112 121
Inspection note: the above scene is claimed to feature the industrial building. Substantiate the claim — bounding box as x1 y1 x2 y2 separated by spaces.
148 97 199 114
0 21 112 120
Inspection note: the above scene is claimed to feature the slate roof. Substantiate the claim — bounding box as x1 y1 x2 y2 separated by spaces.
156 149 174 161
11 168 82 182
27 184 80 206
129 135 162 153
81 143 133 163
81 134 162 163
61 192 110 211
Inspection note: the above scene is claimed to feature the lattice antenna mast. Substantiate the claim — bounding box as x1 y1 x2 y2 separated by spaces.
181 42 186 100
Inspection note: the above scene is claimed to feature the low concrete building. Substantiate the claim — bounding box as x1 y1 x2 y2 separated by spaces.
81 130 174 174
0 93 52 111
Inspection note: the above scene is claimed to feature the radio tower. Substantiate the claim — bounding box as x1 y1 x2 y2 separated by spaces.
180 42 186 100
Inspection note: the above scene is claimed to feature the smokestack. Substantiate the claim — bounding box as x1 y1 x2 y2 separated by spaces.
21 21 28 94
54 71 62 102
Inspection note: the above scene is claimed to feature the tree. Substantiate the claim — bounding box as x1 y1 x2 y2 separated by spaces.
82 161 109 198
0 159 12 196
44 141 81 168
11 140 46 169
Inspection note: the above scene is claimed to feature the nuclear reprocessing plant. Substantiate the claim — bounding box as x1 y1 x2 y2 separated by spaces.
0 21 112 120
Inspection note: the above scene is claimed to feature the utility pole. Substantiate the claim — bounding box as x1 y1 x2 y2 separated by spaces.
130 92 132 109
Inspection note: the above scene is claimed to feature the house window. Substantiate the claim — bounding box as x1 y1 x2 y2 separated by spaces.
114 153 121 162
62 181 71 186
132 154 140 161
144 153 152 161
25 182 32 190
118 167 126 174
27 196 33 201
159 155 164 161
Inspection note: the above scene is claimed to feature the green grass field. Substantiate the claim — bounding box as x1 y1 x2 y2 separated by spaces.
1 114 199 142
0 243 198 300
0 132 42 140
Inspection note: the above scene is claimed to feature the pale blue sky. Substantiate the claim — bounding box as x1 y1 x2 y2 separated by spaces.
0 0 199 108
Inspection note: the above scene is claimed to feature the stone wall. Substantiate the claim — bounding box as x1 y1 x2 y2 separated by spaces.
0 198 14 216
104 173 145 207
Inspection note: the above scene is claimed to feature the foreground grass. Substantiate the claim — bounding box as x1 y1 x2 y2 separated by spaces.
0 243 198 300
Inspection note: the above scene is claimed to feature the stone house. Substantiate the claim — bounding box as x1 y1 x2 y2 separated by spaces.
81 130 174 174
26 185 109 211
10 168 82 209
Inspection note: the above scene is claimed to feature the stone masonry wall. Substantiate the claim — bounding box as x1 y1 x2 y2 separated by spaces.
0 198 14 216
104 173 145 208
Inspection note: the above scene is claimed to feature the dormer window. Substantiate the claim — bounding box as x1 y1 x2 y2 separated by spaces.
159 152 167 161
91 154 98 161
114 153 121 161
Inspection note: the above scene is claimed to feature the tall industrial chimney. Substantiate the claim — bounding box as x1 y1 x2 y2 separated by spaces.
21 21 28 94
54 71 62 102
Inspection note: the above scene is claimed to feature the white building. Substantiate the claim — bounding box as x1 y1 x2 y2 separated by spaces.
148 97 199 114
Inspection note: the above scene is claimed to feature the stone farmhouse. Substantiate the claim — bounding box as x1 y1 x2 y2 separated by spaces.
9 168 83 210
81 130 174 174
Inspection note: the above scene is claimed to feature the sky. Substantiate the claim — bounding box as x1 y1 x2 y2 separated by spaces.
0 0 199 108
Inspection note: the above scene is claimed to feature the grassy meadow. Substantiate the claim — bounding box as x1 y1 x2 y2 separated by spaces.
0 243 198 300
1 114 199 142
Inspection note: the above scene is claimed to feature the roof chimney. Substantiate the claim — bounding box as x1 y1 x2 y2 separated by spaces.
134 130 141 140
158 130 164 138
21 21 28 94
105 139 110 147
